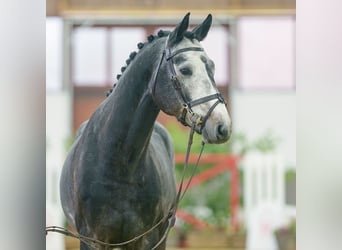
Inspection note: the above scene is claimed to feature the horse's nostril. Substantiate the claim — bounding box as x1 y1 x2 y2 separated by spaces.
217 124 228 139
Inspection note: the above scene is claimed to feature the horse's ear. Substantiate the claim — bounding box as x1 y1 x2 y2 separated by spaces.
168 12 190 46
191 14 212 41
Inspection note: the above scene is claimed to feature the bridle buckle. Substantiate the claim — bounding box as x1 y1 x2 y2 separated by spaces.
189 112 202 127
178 104 203 128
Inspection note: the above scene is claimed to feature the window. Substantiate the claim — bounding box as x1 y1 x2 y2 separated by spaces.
237 16 295 90
201 25 230 86
111 28 145 78
71 26 145 86
72 27 107 86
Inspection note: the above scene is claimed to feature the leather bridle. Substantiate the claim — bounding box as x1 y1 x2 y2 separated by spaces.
150 37 226 133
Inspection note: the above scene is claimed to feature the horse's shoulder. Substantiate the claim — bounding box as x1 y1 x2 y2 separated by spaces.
152 122 174 158
153 122 172 142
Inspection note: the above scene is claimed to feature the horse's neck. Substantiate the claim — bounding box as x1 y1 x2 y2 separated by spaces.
116 90 159 164
96 44 163 167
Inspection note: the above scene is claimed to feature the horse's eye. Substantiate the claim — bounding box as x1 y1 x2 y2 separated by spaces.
180 67 192 76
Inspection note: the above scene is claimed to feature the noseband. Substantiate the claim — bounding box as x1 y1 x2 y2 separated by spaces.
150 37 226 132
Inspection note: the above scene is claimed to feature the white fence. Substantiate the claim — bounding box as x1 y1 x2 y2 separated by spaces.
46 92 72 250
46 165 64 250
242 152 296 250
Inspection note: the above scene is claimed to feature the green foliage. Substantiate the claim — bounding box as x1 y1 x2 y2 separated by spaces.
252 129 280 153
167 122 280 156
180 172 231 227
285 168 296 182
229 129 280 156
166 122 283 230
167 122 233 228
275 218 296 237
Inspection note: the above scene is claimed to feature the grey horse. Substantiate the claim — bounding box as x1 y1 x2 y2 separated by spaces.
60 13 231 250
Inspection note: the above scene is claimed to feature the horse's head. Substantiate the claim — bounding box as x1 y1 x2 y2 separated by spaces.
151 13 232 144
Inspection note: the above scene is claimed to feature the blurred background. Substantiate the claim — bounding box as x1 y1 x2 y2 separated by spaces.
46 0 295 249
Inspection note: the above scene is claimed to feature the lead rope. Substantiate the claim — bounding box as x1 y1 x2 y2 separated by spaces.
46 212 168 248
46 120 206 250
176 122 205 203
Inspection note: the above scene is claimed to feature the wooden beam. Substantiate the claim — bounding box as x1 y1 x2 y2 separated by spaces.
59 8 295 18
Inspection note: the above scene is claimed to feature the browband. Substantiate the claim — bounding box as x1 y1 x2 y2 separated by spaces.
166 47 204 60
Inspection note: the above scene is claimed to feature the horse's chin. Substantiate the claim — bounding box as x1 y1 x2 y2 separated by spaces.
201 132 222 144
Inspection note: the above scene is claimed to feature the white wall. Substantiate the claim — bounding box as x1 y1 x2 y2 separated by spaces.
231 90 296 167
46 91 72 250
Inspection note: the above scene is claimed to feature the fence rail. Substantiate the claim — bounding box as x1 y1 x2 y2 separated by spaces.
174 154 240 231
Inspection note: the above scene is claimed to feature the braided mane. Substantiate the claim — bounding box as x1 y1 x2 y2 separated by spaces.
106 30 196 97
106 30 170 97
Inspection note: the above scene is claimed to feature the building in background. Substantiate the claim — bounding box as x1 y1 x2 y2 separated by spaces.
46 1 295 249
